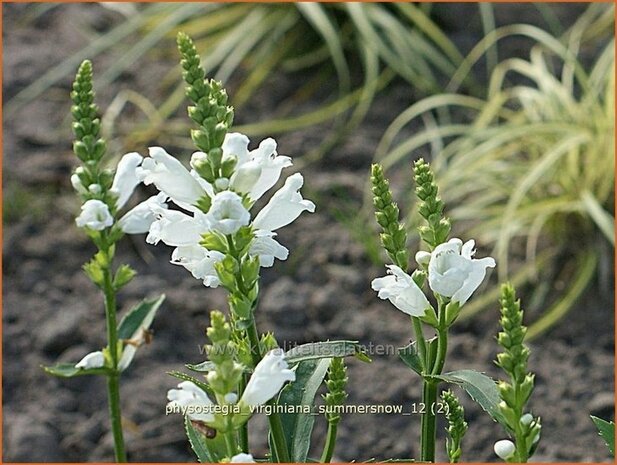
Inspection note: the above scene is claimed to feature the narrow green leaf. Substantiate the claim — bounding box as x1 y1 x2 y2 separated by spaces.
591 415 615 456
168 371 214 398
184 416 214 463
186 360 218 373
432 369 507 426
117 294 165 371
277 358 331 462
398 341 424 375
284 340 366 365
42 362 111 378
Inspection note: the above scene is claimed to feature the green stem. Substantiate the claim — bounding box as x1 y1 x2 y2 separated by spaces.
224 430 238 458
103 262 127 462
412 316 428 370
420 379 438 462
238 374 249 453
421 299 449 462
319 421 338 463
245 318 290 463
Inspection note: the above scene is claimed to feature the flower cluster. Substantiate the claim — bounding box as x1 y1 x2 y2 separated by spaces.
130 134 314 287
74 151 168 235
372 238 495 320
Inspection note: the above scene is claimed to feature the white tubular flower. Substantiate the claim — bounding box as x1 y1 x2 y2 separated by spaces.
75 351 105 369
252 173 315 231
222 133 292 200
71 173 87 194
171 246 225 287
147 208 209 247
493 439 516 460
230 453 255 463
230 160 262 194
246 137 292 200
205 191 250 235
425 238 496 305
240 349 295 407
110 152 143 209
118 193 168 234
137 147 208 210
371 265 431 317
76 199 114 231
249 230 289 267
167 381 215 423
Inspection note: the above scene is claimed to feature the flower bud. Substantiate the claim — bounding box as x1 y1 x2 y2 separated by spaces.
88 183 102 194
71 174 87 194
75 350 105 369
494 439 516 460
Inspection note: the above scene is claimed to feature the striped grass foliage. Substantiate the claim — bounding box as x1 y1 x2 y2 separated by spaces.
7 3 464 163
372 4 614 339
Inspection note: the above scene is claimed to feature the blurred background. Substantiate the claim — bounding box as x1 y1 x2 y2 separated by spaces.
3 2 614 462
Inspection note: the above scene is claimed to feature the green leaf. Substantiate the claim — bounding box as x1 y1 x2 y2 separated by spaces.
186 361 217 373
277 358 331 462
284 340 368 365
591 415 615 456
398 341 424 375
432 369 507 426
168 371 214 398
42 362 111 378
117 294 165 371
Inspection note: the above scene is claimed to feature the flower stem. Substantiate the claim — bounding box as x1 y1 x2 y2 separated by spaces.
245 318 290 463
319 421 338 463
412 317 428 370
420 379 438 462
238 374 249 453
103 261 127 462
421 299 449 462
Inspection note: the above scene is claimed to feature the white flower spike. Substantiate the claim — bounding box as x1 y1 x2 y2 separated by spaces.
75 351 105 369
167 381 215 423
240 349 295 407
371 265 431 317
110 152 143 209
422 238 496 306
494 439 516 460
75 199 114 231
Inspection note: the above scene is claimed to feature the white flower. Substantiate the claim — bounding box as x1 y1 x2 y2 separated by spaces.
75 199 114 231
167 381 215 423
171 246 225 287
118 193 168 234
223 133 292 200
71 174 87 194
240 349 295 407
147 208 209 247
137 147 209 210
420 238 496 306
494 439 516 460
249 230 289 267
252 173 315 231
230 453 255 463
371 265 431 317
75 351 105 369
205 191 250 235
110 152 143 209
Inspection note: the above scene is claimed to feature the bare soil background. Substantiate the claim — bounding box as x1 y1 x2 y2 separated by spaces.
3 3 614 462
